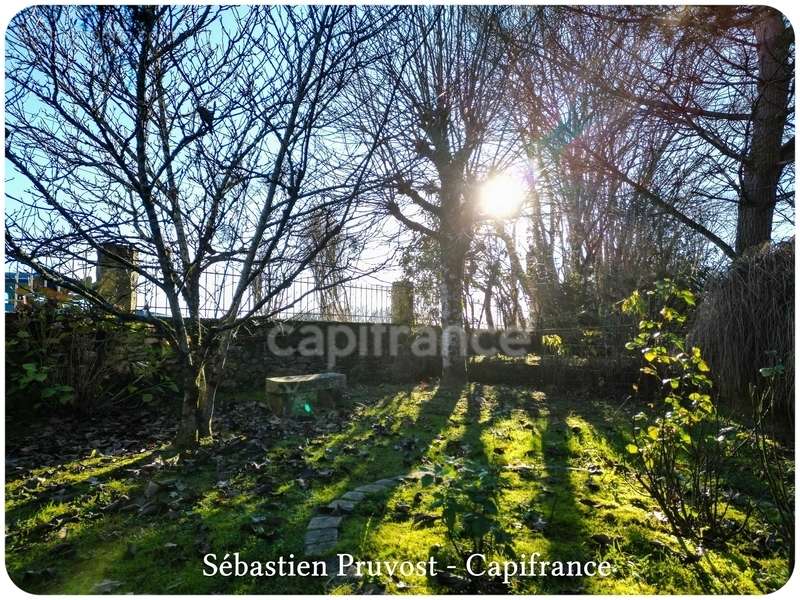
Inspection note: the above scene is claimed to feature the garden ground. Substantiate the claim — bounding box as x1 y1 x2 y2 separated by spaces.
5 382 791 594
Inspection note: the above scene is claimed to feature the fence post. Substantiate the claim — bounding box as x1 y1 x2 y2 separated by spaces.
96 243 138 312
391 280 414 325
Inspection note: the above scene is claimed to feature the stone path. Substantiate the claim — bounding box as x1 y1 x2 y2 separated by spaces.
303 470 432 557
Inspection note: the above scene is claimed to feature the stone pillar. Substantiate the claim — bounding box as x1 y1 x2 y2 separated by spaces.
391 280 414 326
96 243 138 312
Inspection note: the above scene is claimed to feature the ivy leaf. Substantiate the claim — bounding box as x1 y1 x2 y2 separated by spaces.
677 289 696 306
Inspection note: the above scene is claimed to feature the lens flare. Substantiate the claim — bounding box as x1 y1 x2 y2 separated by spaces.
479 174 526 219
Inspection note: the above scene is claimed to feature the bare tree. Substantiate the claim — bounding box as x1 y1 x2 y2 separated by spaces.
5 5 393 447
349 6 516 383
483 7 744 328
541 6 794 257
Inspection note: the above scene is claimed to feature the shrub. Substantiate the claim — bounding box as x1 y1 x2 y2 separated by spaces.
690 240 793 422
622 280 750 555
6 296 176 412
541 333 567 356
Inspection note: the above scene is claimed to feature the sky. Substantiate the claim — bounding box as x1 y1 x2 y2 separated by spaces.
3 4 795 323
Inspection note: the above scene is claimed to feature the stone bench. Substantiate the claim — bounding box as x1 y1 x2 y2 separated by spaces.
264 372 347 416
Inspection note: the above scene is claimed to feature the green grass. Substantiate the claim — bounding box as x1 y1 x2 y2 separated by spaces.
5 383 792 594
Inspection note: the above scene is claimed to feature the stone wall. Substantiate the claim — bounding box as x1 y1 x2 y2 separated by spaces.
220 320 638 390
6 312 638 396
221 320 442 388
216 321 576 387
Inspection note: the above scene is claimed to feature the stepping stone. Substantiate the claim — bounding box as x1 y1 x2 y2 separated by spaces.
308 516 342 530
305 540 337 556
340 490 366 502
327 499 357 513
354 483 389 494
303 473 411 562
374 478 399 487
326 560 362 584
305 527 338 545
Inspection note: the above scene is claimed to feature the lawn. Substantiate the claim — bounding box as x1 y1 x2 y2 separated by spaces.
5 383 791 594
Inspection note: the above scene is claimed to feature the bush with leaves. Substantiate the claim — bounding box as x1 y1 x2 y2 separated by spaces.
6 296 177 411
541 334 567 356
422 460 514 586
622 280 750 554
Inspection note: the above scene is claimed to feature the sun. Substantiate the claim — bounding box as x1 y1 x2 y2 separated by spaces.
478 174 526 219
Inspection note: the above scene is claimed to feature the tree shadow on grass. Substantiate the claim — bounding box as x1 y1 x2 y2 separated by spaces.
7 447 324 594
5 449 162 532
313 383 463 492
413 384 511 593
567 396 736 594
524 392 593 594
6 383 468 594
20 386 766 594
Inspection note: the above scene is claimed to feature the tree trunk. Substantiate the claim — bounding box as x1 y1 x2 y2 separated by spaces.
737 7 792 255
496 225 538 327
199 373 216 439
198 329 235 439
483 260 498 330
440 239 468 385
174 360 207 449
526 187 559 327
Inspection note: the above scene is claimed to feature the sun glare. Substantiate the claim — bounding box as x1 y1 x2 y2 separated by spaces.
479 174 526 219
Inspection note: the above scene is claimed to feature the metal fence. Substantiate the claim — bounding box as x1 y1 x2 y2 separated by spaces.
5 253 637 347
5 254 394 323
137 270 393 322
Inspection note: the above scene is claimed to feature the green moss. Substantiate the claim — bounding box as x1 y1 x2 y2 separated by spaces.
5 384 791 594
